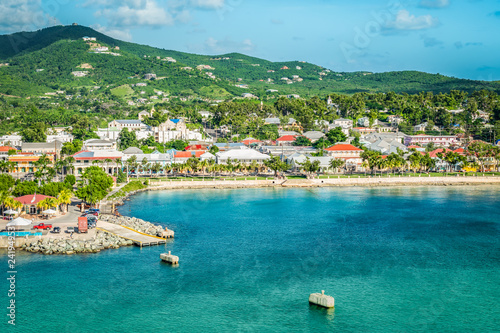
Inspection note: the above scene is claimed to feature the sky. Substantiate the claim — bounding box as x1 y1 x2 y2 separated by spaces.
1 0 499 80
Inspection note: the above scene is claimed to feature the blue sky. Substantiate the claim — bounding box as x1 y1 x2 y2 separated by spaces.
1 0 499 80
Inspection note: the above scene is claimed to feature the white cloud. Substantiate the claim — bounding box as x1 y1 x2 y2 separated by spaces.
190 0 225 9
91 24 132 41
95 0 174 27
419 0 450 9
189 36 254 54
85 0 228 29
384 10 439 30
0 0 56 32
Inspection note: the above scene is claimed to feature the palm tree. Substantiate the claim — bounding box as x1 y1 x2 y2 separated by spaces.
64 156 75 175
4 197 22 215
329 158 345 174
54 160 66 181
57 189 73 213
0 190 11 215
36 199 50 211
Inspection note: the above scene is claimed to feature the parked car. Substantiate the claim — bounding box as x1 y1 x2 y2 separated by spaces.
52 227 61 233
66 226 75 233
33 223 52 230
84 211 99 217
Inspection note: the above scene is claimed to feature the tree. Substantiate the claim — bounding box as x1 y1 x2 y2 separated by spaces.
0 174 15 192
118 128 139 150
61 140 83 155
4 197 22 213
329 158 345 174
325 127 347 144
57 188 73 213
360 150 382 175
209 145 219 154
263 155 289 177
39 182 70 197
75 166 113 210
64 174 76 187
293 136 312 146
12 181 38 197
298 157 321 178
21 122 47 142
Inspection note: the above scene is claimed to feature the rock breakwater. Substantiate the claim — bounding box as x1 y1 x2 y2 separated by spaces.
100 215 170 238
22 230 133 255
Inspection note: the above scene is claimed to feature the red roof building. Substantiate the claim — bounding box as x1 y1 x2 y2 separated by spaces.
324 144 363 165
173 151 205 162
0 146 16 152
428 148 453 158
14 194 55 205
242 138 262 146
276 135 297 146
185 145 208 151
324 144 363 152
14 194 58 215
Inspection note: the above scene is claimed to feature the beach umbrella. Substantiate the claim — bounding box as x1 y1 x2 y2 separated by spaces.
42 208 57 215
6 217 32 227
4 209 17 215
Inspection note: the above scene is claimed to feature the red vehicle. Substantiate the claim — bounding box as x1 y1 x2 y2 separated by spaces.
78 217 88 233
33 223 52 230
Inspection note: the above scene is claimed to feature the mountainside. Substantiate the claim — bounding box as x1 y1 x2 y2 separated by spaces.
1 25 499 100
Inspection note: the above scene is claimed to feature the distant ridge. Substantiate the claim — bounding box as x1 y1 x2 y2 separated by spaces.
0 25 499 97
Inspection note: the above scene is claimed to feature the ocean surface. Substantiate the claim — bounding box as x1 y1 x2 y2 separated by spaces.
2 186 500 332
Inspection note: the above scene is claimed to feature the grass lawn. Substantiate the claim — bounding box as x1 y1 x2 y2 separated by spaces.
110 84 134 98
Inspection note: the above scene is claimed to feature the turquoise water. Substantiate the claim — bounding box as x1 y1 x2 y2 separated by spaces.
1 187 500 332
0 232 42 237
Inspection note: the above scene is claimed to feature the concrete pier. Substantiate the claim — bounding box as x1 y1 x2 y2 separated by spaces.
160 251 179 264
309 290 335 308
97 221 167 247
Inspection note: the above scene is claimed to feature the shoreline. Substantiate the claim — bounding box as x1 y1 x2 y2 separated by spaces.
104 175 500 209
128 174 500 190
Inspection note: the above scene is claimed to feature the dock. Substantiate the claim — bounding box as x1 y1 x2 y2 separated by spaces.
160 251 179 264
97 221 168 247
309 290 335 308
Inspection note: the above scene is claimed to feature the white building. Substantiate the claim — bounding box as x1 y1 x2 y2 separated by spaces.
215 148 270 165
404 135 458 147
108 120 147 131
83 139 117 151
46 132 73 143
0 134 22 148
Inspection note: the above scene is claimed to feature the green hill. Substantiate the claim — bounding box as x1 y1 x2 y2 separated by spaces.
0 25 499 100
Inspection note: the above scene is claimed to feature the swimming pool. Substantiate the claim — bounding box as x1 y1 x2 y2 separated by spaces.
0 231 42 237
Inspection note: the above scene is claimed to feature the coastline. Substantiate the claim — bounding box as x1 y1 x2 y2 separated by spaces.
104 175 500 209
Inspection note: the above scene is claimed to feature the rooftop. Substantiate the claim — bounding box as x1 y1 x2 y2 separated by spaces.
324 144 363 151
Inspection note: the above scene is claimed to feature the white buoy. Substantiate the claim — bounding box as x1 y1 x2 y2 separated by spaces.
160 251 179 265
309 290 335 308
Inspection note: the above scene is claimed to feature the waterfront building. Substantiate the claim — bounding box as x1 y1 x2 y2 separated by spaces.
215 148 270 165
324 144 363 170
14 194 57 215
72 150 123 175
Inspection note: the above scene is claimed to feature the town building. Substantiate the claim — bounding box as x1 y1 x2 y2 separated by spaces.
404 135 458 147
323 144 363 170
72 150 123 175
83 139 117 151
22 141 62 157
0 134 23 148
9 154 55 173
215 148 270 165
14 194 57 215
108 120 147 131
